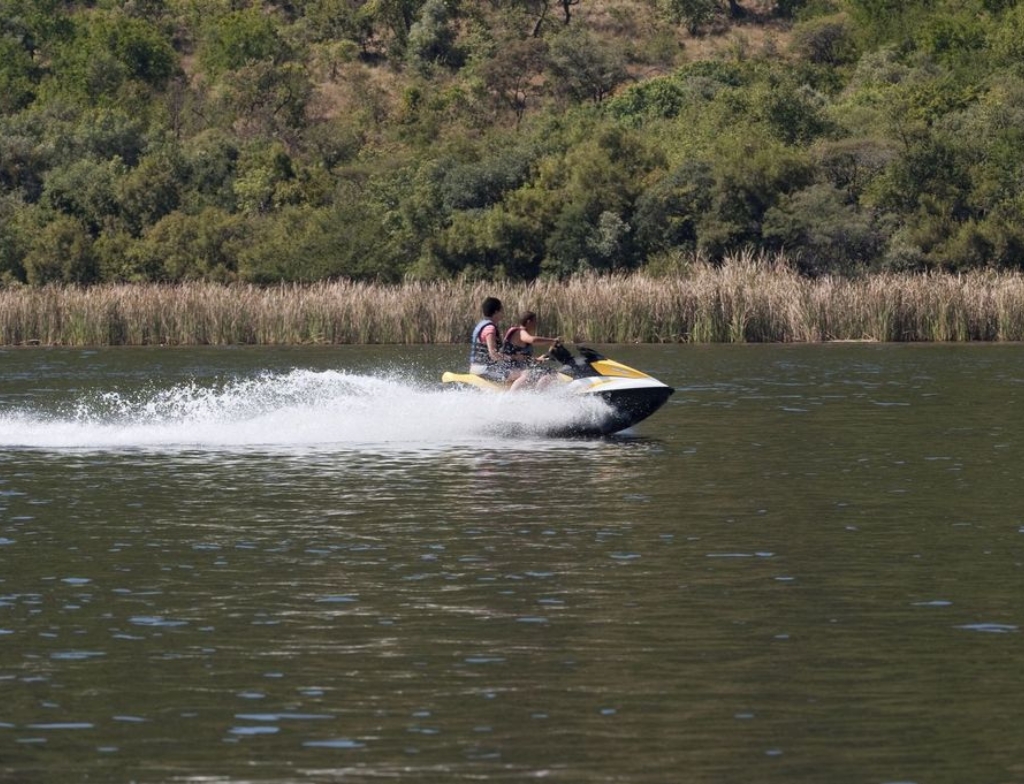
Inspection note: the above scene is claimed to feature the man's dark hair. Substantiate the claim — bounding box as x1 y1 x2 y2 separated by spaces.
481 297 503 318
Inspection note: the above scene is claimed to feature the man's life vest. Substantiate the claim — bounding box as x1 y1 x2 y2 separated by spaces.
469 318 498 371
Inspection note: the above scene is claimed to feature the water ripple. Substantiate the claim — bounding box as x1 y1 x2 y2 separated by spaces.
956 623 1018 634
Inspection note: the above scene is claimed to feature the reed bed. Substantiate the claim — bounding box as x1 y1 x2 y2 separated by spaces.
4 253 1024 346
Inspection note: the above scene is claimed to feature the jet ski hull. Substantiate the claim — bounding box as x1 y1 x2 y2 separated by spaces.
441 346 674 436
594 385 676 434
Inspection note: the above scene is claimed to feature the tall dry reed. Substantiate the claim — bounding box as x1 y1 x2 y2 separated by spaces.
4 254 1024 346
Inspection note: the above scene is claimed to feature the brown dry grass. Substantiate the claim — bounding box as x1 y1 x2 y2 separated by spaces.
5 253 1024 346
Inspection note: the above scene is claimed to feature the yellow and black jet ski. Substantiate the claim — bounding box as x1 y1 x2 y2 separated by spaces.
441 344 674 436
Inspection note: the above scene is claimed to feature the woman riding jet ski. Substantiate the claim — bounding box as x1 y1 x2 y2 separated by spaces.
441 342 675 436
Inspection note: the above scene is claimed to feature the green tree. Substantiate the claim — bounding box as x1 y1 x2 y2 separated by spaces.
547 25 628 105
846 0 937 48
237 195 410 282
433 145 536 211
430 203 545 280
7 0 1024 286
321 179 416 281
0 121 45 200
236 205 337 282
633 159 715 254
94 228 146 282
406 0 464 73
915 9 989 69
789 13 858 67
988 3 1024 69
815 137 898 203
199 7 289 76
218 60 313 137
23 214 98 284
754 71 833 145
0 0 73 59
606 76 690 123
660 0 718 34
0 194 32 283
774 0 808 18
539 124 661 274
502 0 579 38
545 202 635 275
971 208 1024 271
0 35 40 113
41 156 126 233
93 12 177 87
477 36 548 125
47 10 178 101
20 105 148 170
365 0 426 56
762 183 884 275
181 129 240 211
134 207 247 281
233 141 297 214
116 146 186 235
303 0 375 48
698 142 815 257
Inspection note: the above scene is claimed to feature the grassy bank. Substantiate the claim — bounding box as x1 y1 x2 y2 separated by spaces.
4 256 1024 346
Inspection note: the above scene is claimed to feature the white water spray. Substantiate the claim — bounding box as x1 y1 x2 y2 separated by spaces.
0 369 613 450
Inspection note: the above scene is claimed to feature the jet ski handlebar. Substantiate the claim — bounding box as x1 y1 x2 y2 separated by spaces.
538 343 605 379
544 343 575 365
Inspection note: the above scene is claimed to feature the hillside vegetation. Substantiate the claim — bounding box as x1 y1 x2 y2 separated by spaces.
2 0 1023 286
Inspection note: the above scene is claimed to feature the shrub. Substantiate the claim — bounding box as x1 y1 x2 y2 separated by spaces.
199 8 289 76
789 14 858 66
23 215 98 284
762 183 885 275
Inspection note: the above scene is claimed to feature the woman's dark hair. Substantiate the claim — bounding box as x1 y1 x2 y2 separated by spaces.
518 311 537 326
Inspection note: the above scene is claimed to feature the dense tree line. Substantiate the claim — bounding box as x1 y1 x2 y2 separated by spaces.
1 0 1023 286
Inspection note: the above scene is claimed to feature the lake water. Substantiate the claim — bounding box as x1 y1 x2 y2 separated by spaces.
1 343 1023 784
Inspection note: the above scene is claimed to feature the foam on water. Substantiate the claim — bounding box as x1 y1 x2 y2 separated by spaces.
0 369 613 450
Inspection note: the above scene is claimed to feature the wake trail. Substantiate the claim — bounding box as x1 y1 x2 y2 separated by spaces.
0 369 612 450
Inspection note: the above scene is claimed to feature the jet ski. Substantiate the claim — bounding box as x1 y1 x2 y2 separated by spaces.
441 344 674 436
